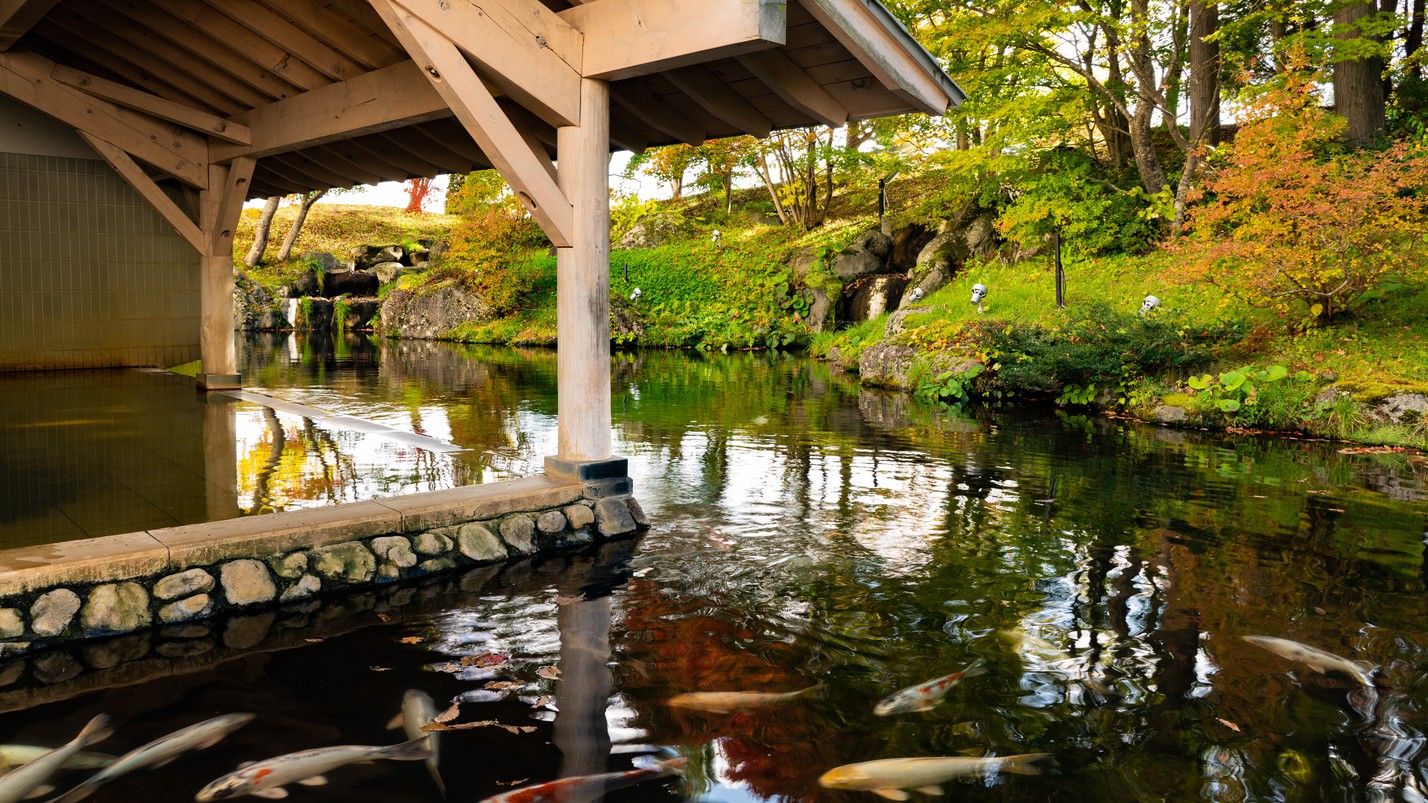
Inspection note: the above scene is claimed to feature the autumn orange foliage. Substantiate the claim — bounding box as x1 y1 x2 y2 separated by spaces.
1178 71 1428 327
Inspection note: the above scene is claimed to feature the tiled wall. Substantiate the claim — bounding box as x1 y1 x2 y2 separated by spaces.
0 152 200 370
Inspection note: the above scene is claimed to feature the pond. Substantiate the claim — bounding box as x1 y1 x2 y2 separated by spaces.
2 333 1426 802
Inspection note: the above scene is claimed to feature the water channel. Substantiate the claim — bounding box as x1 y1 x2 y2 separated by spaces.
1 333 1426 801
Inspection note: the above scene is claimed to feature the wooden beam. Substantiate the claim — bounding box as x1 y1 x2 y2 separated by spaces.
664 65 772 137
374 0 574 246
210 60 452 162
388 0 582 128
312 142 408 184
254 0 405 72
51 65 253 145
203 157 256 253
0 0 55 51
77 132 206 254
0 50 210 188
738 49 846 127
607 118 647 154
611 81 704 145
349 135 444 179
561 0 785 81
798 0 957 115
197 157 256 386
266 152 361 191
501 102 558 185
380 126 480 174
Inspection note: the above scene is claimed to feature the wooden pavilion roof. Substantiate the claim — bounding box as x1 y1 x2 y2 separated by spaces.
0 0 962 201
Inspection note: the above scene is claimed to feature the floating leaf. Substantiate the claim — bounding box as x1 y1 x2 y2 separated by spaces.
536 666 562 680
398 636 423 644
1217 718 1242 733
485 681 522 691
532 695 556 709
369 666 392 672
434 702 461 724
554 593 585 605
468 653 510 668
497 779 530 787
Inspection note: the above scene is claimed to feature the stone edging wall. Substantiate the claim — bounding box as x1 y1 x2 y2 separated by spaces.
0 476 647 656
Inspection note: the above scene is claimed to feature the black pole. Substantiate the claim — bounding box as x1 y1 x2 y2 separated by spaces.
1054 229 1065 309
878 178 888 220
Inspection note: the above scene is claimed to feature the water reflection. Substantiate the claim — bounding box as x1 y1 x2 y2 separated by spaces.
0 337 1426 801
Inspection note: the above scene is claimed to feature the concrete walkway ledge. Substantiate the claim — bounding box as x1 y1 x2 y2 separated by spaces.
0 474 647 655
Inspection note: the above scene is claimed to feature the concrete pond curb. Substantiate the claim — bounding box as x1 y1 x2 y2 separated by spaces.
0 474 648 658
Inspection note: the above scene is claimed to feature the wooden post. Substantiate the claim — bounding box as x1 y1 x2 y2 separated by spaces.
555 78 612 463
197 158 255 390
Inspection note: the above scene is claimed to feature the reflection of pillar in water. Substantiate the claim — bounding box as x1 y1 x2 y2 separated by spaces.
554 594 613 803
202 399 241 521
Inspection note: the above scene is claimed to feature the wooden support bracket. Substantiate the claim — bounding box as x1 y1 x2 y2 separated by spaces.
374 0 574 247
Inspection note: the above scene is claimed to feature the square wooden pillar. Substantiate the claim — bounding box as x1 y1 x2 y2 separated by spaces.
554 78 612 464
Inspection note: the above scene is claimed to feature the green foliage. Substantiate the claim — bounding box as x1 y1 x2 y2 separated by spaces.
445 170 514 216
434 209 552 317
998 148 1163 257
331 298 351 332
610 194 661 242
916 363 985 405
973 303 1244 396
1185 365 1319 428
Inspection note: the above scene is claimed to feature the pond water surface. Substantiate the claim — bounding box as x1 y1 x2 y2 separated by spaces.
3 333 1428 802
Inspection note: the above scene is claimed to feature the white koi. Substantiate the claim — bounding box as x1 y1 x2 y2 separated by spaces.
666 685 822 714
386 690 443 797
0 716 112 803
49 713 254 803
819 754 1049 800
1242 635 1375 686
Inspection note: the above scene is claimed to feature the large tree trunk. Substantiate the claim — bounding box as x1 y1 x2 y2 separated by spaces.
1189 0 1221 147
243 196 281 267
1129 0 1169 196
1334 1 1387 146
275 189 327 262
1407 0 1426 80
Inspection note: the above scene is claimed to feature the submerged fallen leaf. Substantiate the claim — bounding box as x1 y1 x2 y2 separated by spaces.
1217 718 1241 733
532 695 556 709
485 681 522 691
536 666 561 680
303 638 324 644
425 719 535 734
468 653 509 668
497 779 530 787
398 636 423 644
377 614 393 623
369 666 391 672
434 702 461 724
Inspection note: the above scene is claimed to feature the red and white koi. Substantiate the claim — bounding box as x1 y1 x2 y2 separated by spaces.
479 757 685 803
873 659 987 716
194 737 431 800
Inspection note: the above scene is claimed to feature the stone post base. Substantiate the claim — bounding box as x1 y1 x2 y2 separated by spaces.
544 456 632 498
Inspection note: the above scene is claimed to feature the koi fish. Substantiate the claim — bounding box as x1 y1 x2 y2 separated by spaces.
0 716 112 803
0 746 114 773
666 685 822 714
194 737 432 800
50 713 254 803
386 690 443 797
818 754 1049 800
1242 635 1375 686
873 660 987 716
479 757 685 803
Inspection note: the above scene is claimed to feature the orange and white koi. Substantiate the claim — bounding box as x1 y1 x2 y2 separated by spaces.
666 685 822 714
873 660 987 716
819 754 1049 800
194 737 431 800
479 757 685 803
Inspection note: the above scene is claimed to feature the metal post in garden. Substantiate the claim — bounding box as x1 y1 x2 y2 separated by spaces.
1054 229 1066 309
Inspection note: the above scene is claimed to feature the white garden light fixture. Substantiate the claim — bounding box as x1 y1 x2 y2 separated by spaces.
971 283 988 313
1140 295 1161 316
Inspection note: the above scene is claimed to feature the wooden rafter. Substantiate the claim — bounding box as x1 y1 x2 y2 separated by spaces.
665 65 773 137
77 132 206 254
310 142 406 184
611 81 705 146
738 49 846 127
560 0 785 81
205 0 367 82
144 0 331 94
0 0 57 51
368 130 466 176
374 0 574 246
0 50 210 188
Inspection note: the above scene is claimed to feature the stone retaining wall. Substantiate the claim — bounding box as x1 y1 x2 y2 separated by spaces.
0 475 647 656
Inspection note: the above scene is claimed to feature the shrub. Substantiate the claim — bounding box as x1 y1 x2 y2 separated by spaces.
1179 70 1428 327
971 303 1244 396
433 208 551 317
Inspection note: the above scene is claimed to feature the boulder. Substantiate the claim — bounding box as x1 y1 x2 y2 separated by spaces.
413 531 454 556
455 523 507 563
595 499 637 537
379 283 493 339
373 262 410 284
31 589 81 637
843 275 907 323
82 582 152 633
351 245 404 269
295 297 333 331
285 269 322 298
336 299 380 330
499 515 537 555
564 504 595 530
807 288 835 332
1366 393 1428 424
302 251 341 272
857 342 920 389
220 559 278 607
0 609 21 639
159 594 212 624
311 543 377 584
829 230 892 280
234 273 285 331
618 211 693 249
154 569 215 601
536 511 567 534
787 247 823 282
